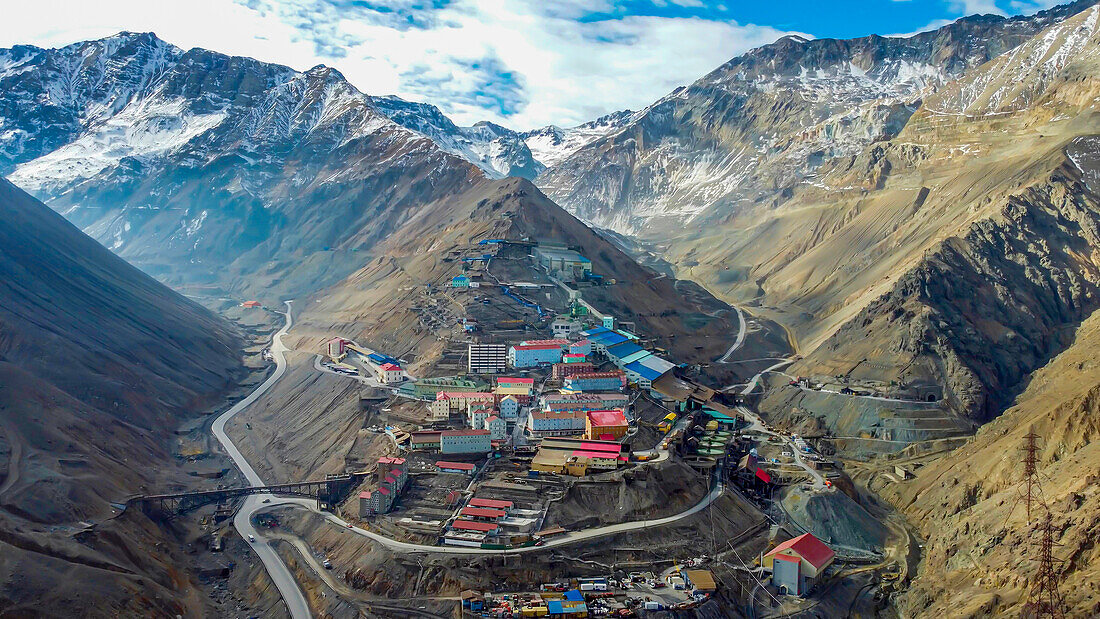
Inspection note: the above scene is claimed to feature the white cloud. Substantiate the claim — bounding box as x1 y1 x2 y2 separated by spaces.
0 0 795 130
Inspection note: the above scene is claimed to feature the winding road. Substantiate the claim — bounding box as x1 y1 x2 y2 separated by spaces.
211 301 312 619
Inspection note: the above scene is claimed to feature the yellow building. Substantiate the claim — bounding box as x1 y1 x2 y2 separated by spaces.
584 410 628 440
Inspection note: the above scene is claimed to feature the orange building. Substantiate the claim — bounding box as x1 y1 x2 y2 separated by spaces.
584 409 628 441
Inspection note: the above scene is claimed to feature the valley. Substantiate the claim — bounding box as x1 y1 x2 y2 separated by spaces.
3 1 1100 617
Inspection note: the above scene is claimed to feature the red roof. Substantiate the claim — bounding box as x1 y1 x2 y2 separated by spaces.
469 498 513 510
764 533 835 569
384 475 396 485
377 487 391 495
441 429 490 437
379 363 400 371
436 461 476 471
572 450 621 460
242 301 261 307
577 441 623 454
390 469 403 477
755 468 772 484
513 343 565 350
461 507 506 519
359 490 372 498
497 377 535 385
774 554 801 564
587 410 627 427
452 520 498 532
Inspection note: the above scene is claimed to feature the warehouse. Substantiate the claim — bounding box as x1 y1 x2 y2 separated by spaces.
410 431 442 450
532 438 628 476
460 507 507 521
533 245 592 281
605 340 645 367
468 497 513 511
624 355 677 389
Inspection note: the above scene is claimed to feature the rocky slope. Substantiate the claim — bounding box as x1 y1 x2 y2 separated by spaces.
538 0 1097 237
875 306 1100 617
0 178 244 616
520 110 635 170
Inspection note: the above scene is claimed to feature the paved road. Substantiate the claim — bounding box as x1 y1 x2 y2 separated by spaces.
259 479 726 555
717 306 747 363
733 359 827 489
211 301 312 619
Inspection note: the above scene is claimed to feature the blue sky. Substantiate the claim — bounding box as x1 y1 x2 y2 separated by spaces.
0 0 1068 129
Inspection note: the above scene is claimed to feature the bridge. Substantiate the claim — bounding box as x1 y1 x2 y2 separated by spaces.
132 472 370 516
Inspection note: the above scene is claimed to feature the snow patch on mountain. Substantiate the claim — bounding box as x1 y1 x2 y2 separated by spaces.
9 99 226 195
521 110 635 169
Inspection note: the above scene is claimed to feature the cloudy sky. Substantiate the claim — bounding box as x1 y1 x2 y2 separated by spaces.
0 0 1066 129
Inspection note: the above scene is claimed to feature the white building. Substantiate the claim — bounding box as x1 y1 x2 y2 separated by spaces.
468 343 508 374
468 405 492 432
440 429 492 454
375 362 404 384
551 317 582 338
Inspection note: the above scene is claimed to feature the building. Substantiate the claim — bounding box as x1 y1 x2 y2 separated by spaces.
440 429 492 454
763 533 836 596
681 569 717 594
541 392 629 413
469 497 513 511
509 343 565 368
375 362 404 384
451 275 470 288
552 361 596 381
580 326 640 354
494 377 535 404
467 404 492 431
410 431 442 450
568 340 591 356
531 438 628 476
585 410 628 440
551 317 583 338
528 409 586 437
602 316 615 329
485 415 507 441
436 461 476 474
534 245 592 281
460 506 506 521
605 340 645 367
376 457 408 484
431 391 496 420
624 355 677 389
327 337 348 359
468 343 508 374
563 371 627 392
242 300 262 308
498 395 519 419
397 376 487 401
359 457 409 516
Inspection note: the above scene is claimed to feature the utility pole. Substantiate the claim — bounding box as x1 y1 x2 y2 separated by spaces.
1022 432 1041 524
1023 511 1066 619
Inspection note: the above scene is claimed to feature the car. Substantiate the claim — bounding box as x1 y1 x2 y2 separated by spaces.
322 560 333 570
262 498 271 504
248 534 256 542
347 523 354 528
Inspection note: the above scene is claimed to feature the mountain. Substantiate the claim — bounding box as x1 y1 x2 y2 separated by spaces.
0 177 244 615
520 110 635 170
537 1 1098 236
370 95 543 179
0 32 501 297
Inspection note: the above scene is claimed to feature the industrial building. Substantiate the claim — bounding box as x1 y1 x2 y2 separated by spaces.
763 533 835 596
563 371 627 392
580 326 637 353
533 245 592 281
410 431 442 450
509 342 565 368
451 275 471 288
623 355 677 389
551 316 583 338
680 569 717 594
584 410 628 440
468 343 508 374
440 429 492 454
531 438 628 476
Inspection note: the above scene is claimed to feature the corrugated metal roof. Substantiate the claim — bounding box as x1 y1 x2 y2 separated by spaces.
606 341 644 359
452 519 498 532
469 498 513 509
460 507 506 519
625 360 664 381
619 349 652 365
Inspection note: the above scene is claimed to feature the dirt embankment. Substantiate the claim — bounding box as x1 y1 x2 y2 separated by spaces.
543 461 710 530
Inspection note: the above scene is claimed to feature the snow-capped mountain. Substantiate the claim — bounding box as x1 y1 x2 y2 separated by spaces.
371 95 543 179
537 0 1098 236
520 110 635 169
0 32 490 295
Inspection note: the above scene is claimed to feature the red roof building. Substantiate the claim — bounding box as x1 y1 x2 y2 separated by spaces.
585 409 628 440
468 498 513 510
436 461 476 472
451 520 499 532
242 301 261 308
460 507 507 520
764 533 835 577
